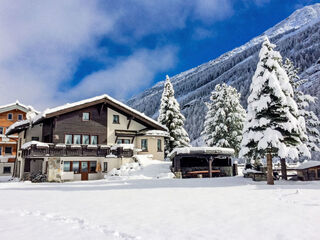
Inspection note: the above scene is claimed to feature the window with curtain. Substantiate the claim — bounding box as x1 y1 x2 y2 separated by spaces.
73 135 81 144
91 135 98 144
82 135 90 144
103 162 108 172
157 139 162 152
63 161 71 172
141 139 148 151
65 134 72 144
73 161 80 173
82 112 90 121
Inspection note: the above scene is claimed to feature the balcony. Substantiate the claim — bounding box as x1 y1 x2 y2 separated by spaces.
21 143 134 158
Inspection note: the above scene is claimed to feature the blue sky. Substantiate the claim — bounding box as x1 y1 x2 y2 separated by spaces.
0 0 319 110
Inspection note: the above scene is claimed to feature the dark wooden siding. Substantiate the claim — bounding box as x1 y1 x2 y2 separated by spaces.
42 119 53 143
45 104 107 144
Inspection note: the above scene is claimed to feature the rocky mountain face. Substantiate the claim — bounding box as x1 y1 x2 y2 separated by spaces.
127 4 320 146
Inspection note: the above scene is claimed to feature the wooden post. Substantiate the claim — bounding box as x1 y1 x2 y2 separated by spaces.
208 156 213 178
267 152 274 185
280 158 287 180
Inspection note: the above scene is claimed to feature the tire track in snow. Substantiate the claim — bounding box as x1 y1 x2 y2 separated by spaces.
0 209 140 240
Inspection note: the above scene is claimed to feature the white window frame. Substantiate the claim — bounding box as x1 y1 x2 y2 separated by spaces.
141 139 148 151
65 134 73 144
7 113 13 120
18 114 23 121
73 135 81 145
157 139 162 152
82 112 90 121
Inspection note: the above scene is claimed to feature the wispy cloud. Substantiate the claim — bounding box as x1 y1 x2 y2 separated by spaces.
0 0 235 110
65 46 177 102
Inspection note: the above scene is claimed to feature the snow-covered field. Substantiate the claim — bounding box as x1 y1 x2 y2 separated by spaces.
0 158 320 240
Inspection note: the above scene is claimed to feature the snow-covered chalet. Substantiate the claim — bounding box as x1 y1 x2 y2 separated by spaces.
0 101 37 177
6 95 168 181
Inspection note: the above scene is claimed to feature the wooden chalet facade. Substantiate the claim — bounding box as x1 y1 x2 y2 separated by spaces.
0 101 35 177
7 95 168 182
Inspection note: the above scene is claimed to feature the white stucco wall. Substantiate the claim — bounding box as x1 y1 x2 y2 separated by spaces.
107 107 146 144
47 156 134 182
136 136 165 160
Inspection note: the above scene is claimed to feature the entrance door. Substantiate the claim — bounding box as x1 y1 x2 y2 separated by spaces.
81 161 88 181
30 159 43 175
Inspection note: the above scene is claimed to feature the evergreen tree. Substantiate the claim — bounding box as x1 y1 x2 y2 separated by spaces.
283 58 320 154
240 37 310 184
158 75 190 154
202 83 246 156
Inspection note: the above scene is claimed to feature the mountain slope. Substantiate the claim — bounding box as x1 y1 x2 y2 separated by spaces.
127 4 320 145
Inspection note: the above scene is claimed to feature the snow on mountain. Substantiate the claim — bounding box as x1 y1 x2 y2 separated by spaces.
127 3 320 146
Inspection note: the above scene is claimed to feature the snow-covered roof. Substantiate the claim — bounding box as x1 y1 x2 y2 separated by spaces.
0 100 38 114
169 146 235 159
296 161 320 170
6 94 167 135
44 94 165 129
21 141 50 149
139 130 169 137
6 119 30 135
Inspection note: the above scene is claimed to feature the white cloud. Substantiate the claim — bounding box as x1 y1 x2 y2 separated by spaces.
0 0 116 109
0 0 235 110
64 46 177 102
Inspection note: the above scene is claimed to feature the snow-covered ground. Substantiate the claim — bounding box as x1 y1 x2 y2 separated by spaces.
0 157 320 240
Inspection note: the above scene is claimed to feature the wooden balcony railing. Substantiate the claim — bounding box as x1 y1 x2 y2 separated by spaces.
22 144 134 158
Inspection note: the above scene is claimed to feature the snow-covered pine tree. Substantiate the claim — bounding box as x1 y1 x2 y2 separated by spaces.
240 37 310 184
283 58 320 154
202 83 246 156
158 75 190 154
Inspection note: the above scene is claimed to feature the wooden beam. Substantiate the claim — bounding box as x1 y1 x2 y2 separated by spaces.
208 156 213 178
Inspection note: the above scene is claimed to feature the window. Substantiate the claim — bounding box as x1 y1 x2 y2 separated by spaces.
73 161 80 173
141 139 148 151
90 161 97 173
73 135 81 144
117 139 131 144
0 127 3 134
3 166 11 174
31 137 39 141
103 162 108 172
5 147 12 155
113 115 120 124
65 134 73 144
317 169 320 178
81 162 88 172
7 113 13 120
157 139 162 152
82 112 90 121
91 135 98 145
0 147 2 155
82 135 90 144
63 161 71 172
18 114 23 121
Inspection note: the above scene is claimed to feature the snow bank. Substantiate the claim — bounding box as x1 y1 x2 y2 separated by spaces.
106 155 174 180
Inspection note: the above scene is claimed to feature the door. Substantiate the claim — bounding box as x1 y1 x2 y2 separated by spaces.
81 161 88 181
30 159 43 175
